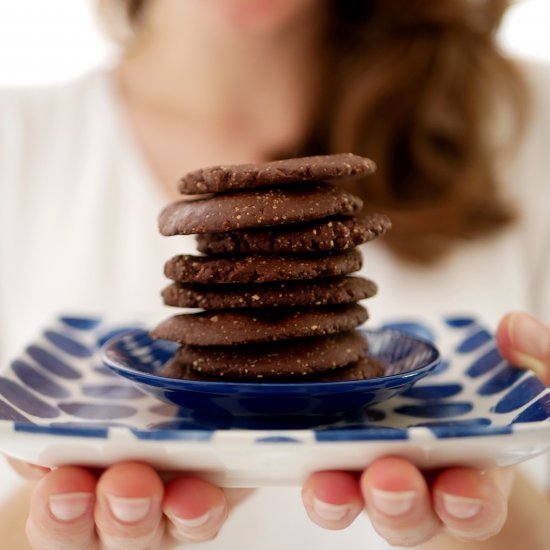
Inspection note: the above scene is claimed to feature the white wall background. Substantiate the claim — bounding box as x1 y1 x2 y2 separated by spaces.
0 0 115 86
0 0 548 86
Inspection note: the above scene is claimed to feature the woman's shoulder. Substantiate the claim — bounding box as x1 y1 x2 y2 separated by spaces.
0 70 115 202
509 60 550 296
519 59 550 118
520 58 550 90
509 59 550 178
0 70 112 141
0 69 109 106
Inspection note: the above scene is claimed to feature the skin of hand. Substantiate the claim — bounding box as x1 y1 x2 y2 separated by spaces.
8 311 550 549
7 458 252 550
301 311 550 547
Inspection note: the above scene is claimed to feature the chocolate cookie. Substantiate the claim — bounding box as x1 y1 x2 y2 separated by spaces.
161 276 377 309
161 354 384 382
159 183 362 236
196 213 392 255
178 153 376 194
306 355 385 382
164 329 369 379
164 250 362 284
150 304 368 346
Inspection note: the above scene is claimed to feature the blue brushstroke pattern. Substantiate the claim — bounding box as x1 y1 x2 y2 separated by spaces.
401 384 463 400
456 330 492 353
11 359 70 398
466 347 503 377
60 317 101 330
477 365 526 396
59 402 137 420
26 345 81 379
512 394 550 423
394 402 473 418
0 377 60 418
493 377 547 413
44 330 92 358
82 384 145 399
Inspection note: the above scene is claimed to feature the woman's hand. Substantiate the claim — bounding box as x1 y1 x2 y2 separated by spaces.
301 311 550 547
496 311 550 386
302 460 514 546
9 458 251 549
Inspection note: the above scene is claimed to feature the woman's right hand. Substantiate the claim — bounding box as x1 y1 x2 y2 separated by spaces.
8 458 250 549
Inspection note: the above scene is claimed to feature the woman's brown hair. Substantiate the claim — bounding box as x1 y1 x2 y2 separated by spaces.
99 0 529 262
304 0 530 261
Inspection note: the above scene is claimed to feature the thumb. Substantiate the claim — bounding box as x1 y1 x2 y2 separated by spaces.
496 311 550 386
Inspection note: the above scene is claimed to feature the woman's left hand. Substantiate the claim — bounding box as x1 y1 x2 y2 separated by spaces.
301 311 550 546
302 459 515 546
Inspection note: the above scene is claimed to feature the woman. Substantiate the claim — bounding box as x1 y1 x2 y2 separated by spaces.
1 0 549 548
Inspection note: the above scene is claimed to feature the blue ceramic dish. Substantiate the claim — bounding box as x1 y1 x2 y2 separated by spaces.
2 315 550 483
101 328 440 428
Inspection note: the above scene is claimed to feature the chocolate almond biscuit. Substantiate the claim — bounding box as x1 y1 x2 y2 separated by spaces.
178 153 376 194
160 359 210 381
164 249 362 284
161 354 384 382
159 183 362 236
161 276 377 309
306 356 385 382
167 329 369 378
150 304 368 346
196 213 392 255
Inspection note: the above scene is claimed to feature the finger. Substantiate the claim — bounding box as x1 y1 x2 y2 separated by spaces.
432 467 513 541
26 466 97 550
163 476 228 542
95 462 165 550
4 455 50 479
301 471 364 530
496 311 550 384
360 457 439 546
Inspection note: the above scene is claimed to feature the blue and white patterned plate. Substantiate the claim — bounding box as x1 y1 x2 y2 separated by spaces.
0 314 549 487
101 328 440 429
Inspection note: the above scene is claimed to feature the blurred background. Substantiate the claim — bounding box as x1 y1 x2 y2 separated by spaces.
0 0 549 87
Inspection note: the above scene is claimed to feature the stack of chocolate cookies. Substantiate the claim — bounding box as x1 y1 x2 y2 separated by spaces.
152 153 391 382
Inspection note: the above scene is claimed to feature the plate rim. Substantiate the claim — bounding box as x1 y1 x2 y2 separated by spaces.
100 326 441 390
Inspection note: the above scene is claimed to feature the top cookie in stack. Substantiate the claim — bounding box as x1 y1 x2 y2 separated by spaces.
151 153 391 382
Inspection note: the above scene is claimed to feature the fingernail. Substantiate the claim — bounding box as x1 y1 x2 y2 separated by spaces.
106 495 152 523
170 509 211 530
312 498 351 521
167 505 227 540
442 493 482 519
370 488 417 516
49 492 93 522
509 315 550 364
